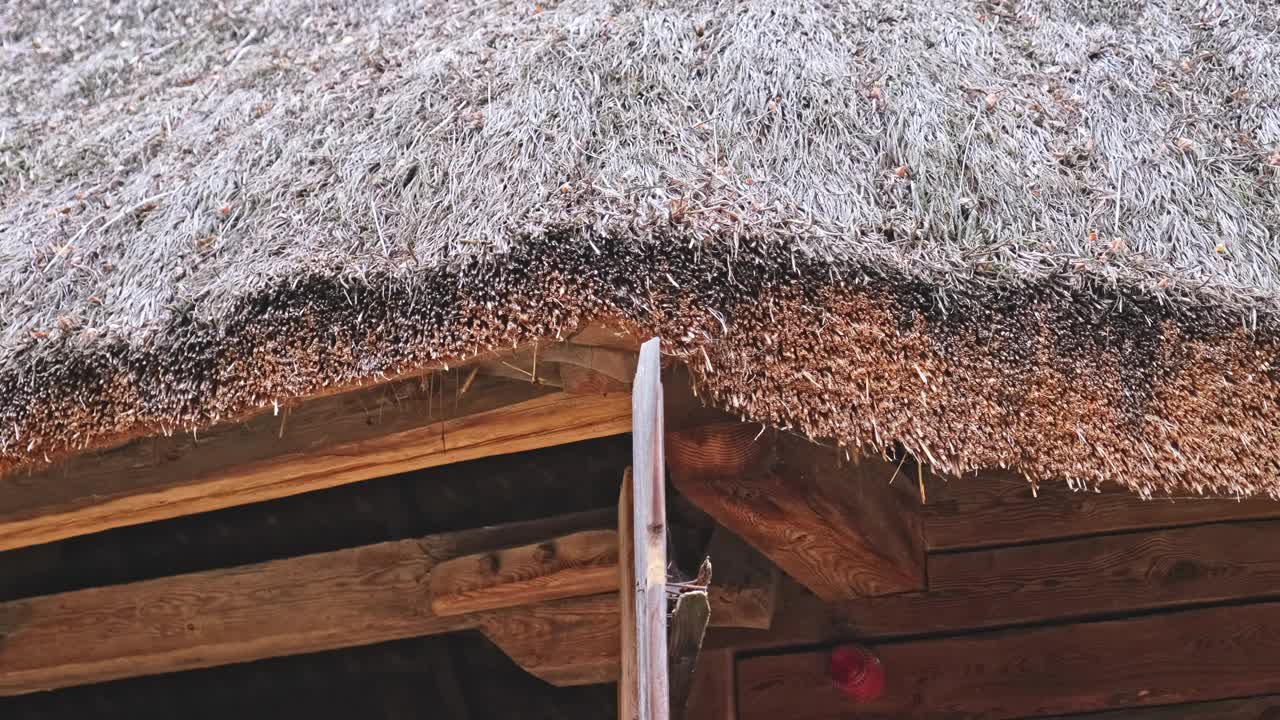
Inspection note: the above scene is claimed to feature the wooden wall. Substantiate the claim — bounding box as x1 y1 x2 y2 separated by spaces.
721 463 1280 719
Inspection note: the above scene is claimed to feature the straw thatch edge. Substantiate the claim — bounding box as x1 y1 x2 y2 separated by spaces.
2 232 1276 498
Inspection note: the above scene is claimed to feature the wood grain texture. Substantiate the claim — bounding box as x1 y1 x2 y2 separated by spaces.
684 649 736 720
620 337 669 720
839 520 1280 638
478 593 622 687
0 509 614 696
1041 695 1280 719
430 530 619 616
709 522 1280 653
667 422 772 479
668 591 711 720
706 527 779 630
924 469 1280 551
670 428 924 601
738 602 1280 720
704 577 837 654
0 373 631 552
559 364 631 395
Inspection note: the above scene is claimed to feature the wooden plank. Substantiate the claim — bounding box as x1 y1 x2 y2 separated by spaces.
430 530 619 616
1042 695 1280 719
737 602 1280 720
620 469 640 711
568 324 647 352
709 521 1280 653
0 509 613 696
704 578 836 655
706 528 779 630
477 344 636 388
924 469 1280 551
668 591 711 720
669 425 924 601
478 593 621 687
0 373 631 552
685 649 737 720
620 337 669 720
840 520 1280 638
560 364 631 395
541 344 638 385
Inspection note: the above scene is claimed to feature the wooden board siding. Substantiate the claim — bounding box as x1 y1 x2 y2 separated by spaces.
709 519 1280 654
838 519 1280 637
1043 695 1280 719
684 648 736 720
923 469 1280 551
738 602 1280 719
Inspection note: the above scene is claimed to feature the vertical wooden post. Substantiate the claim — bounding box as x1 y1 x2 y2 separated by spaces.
619 338 669 720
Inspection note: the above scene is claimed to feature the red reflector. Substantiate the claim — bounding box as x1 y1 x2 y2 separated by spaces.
829 644 886 703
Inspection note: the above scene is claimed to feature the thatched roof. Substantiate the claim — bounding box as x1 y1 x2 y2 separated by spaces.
2 0 1278 496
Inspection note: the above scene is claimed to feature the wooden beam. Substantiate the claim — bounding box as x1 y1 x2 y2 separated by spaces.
430 530 619 616
706 527 778 630
709 520 1280 654
559 364 631 395
620 338 669 720
1046 694 1280 719
477 593 621 687
922 468 1280 551
838 519 1280 638
478 580 807 692
0 372 631 552
737 602 1280 719
684 649 737 720
0 509 613 696
669 424 924 601
475 344 637 389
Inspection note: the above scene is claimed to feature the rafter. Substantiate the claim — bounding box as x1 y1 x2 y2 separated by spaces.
0 350 634 553
668 424 925 601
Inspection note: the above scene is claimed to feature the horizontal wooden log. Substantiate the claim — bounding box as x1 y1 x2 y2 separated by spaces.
0 373 631 552
840 520 1280 638
670 425 924 601
710 520 1280 653
430 530 619 616
559 364 631 395
924 469 1280 551
0 509 613 696
1046 695 1280 718
738 602 1280 720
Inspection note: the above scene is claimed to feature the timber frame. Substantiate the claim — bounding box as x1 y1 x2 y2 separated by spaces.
5 323 1280 718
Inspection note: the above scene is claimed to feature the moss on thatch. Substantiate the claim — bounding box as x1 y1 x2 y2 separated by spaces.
1 0 1278 495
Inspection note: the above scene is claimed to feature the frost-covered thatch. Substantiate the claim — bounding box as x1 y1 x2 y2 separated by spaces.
1 0 1279 496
